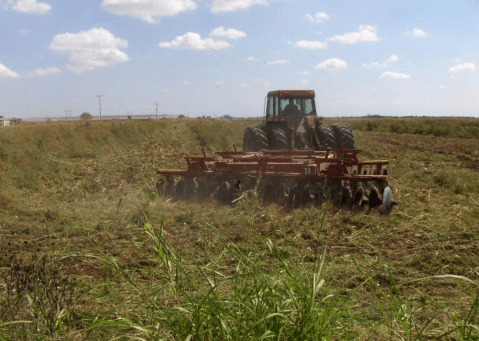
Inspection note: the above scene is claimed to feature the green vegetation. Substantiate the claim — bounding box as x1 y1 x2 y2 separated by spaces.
329 117 479 139
0 118 478 340
80 112 92 120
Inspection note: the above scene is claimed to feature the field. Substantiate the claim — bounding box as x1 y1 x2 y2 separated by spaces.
1 117 479 340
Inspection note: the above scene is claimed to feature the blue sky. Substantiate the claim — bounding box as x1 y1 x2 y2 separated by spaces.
1 0 478 119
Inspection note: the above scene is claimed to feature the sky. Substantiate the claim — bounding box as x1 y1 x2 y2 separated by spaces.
1 0 479 119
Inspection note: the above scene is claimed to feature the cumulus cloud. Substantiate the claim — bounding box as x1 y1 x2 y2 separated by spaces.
50 28 129 73
159 32 231 50
294 40 328 49
362 55 398 70
306 12 329 23
314 58 347 71
246 56 257 61
300 71 309 76
102 0 196 23
439 85 446 89
265 59 289 65
379 71 411 79
328 25 378 44
28 67 61 77
5 0 51 14
449 62 474 73
0 62 21 78
210 26 246 40
211 0 267 13
412 28 427 37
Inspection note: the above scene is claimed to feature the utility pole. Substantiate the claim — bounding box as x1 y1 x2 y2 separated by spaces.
96 95 103 121
64 110 69 121
70 109 72 121
155 102 159 120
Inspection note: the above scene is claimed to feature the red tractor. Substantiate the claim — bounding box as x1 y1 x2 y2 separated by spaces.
243 90 354 152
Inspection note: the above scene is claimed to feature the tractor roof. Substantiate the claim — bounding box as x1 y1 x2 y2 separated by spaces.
267 90 315 97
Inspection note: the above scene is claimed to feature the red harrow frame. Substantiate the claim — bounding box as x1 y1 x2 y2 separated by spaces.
156 147 396 213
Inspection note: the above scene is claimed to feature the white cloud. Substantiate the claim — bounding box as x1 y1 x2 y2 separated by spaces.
184 81 191 84
314 58 347 71
240 82 248 87
412 28 427 37
439 85 446 89
301 79 309 84
453 58 461 63
159 32 231 50
246 56 257 61
6 0 51 14
215 80 224 85
328 25 378 44
50 28 129 73
379 71 411 79
294 40 328 49
362 55 398 70
265 59 289 65
300 71 309 76
210 26 246 40
211 0 267 13
18 28 31 35
306 12 329 24
0 62 21 79
28 66 61 77
102 0 196 23
449 62 475 73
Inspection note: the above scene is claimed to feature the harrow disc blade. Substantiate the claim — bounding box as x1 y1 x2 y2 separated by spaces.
368 185 381 209
382 186 397 215
288 183 301 208
173 180 186 201
274 183 287 205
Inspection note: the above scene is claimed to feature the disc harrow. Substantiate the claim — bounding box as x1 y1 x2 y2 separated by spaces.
156 146 397 214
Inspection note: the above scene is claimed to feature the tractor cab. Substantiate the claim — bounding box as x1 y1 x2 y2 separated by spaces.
265 90 317 118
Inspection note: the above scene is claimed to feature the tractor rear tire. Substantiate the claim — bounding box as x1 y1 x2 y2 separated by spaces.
331 123 355 150
316 124 337 150
268 126 289 150
243 125 268 152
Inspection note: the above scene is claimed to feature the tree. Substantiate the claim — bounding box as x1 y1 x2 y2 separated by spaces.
81 112 93 120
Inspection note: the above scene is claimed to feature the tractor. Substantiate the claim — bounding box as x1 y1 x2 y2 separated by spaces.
243 90 354 152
